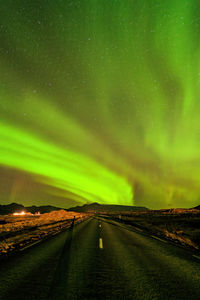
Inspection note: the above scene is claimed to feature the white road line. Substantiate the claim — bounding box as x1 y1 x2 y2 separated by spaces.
133 227 143 232
193 255 200 260
99 224 101 227
20 240 41 251
99 238 103 249
151 235 167 243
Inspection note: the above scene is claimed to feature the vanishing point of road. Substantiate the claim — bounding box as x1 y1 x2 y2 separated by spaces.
0 217 200 300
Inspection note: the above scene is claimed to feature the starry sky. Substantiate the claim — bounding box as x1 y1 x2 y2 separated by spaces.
0 0 200 209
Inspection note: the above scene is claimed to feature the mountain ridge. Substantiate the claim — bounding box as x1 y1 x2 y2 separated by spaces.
67 202 149 212
0 202 149 215
194 205 200 210
1 202 199 215
0 202 63 215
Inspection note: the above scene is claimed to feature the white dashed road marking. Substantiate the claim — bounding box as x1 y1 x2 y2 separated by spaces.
99 238 103 249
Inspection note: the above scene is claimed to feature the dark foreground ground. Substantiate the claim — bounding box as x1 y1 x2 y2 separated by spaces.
0 216 200 300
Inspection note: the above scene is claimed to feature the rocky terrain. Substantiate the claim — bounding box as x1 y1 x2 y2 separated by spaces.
104 208 200 252
0 210 89 255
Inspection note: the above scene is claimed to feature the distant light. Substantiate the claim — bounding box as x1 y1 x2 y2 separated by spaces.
13 211 32 216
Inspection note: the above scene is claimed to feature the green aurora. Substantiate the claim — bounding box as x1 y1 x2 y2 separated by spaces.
0 0 200 209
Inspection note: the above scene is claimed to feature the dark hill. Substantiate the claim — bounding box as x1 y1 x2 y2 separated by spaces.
194 205 200 210
67 202 148 213
0 203 25 215
0 203 64 215
26 205 62 214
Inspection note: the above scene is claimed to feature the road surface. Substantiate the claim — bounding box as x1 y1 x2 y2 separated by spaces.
0 217 200 300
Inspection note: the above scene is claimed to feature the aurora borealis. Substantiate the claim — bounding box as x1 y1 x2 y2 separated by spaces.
0 0 200 209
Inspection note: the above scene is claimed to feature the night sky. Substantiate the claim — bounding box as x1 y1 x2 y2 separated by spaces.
0 0 200 209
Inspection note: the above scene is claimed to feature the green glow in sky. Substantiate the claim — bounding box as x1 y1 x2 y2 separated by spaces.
0 0 200 208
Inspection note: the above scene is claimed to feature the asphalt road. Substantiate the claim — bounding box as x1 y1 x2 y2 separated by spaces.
0 217 200 300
